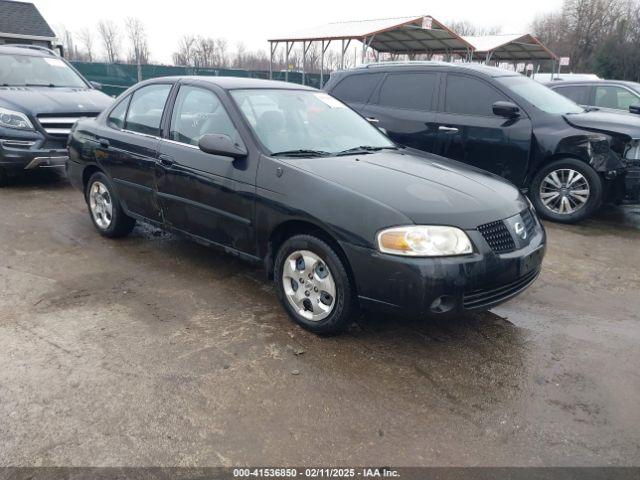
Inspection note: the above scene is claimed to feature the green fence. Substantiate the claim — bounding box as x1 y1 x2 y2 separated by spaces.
71 62 323 97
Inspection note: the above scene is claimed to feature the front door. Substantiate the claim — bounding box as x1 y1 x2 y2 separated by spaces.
156 83 256 255
434 73 533 186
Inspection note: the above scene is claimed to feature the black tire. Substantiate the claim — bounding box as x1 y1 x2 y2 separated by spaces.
273 234 356 335
530 158 603 224
85 172 135 238
0 168 8 187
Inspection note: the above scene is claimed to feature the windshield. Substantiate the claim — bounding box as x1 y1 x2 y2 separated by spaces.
0 53 87 88
497 75 584 115
230 89 395 156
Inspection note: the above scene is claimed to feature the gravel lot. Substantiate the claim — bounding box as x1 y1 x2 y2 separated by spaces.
0 173 639 467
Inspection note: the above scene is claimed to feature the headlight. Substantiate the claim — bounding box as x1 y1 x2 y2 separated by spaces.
377 225 473 257
0 107 34 130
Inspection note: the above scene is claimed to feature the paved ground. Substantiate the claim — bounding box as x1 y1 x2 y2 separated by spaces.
0 173 638 467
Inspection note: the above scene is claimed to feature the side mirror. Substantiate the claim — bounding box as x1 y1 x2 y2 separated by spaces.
198 134 247 159
89 81 102 90
629 104 640 115
493 101 520 118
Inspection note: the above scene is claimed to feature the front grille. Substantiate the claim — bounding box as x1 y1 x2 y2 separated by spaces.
477 219 516 253
463 268 540 310
521 208 536 239
37 113 98 138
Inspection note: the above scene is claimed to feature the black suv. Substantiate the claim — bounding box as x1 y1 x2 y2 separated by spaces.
545 79 640 116
0 45 113 185
325 62 640 223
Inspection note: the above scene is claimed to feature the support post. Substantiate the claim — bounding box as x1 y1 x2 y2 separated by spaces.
269 41 278 80
320 40 331 88
285 41 290 83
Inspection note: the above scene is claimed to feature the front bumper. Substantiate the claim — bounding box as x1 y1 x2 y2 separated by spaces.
342 215 546 316
0 131 68 173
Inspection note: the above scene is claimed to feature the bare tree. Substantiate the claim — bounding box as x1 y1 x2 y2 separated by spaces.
97 20 121 63
446 20 502 36
125 17 150 67
173 35 197 66
77 28 95 62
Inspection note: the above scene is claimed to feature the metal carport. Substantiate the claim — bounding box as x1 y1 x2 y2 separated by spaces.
268 15 474 87
462 34 556 65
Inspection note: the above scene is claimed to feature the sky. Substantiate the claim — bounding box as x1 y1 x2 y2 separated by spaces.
33 0 565 64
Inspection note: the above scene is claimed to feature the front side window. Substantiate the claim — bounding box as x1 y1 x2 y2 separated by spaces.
125 84 172 136
445 75 507 116
170 86 239 146
377 73 438 111
0 52 87 88
496 75 584 114
230 89 394 155
107 95 130 129
594 86 640 111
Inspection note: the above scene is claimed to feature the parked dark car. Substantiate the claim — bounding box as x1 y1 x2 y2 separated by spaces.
0 45 113 186
545 79 640 115
325 62 640 223
67 76 545 334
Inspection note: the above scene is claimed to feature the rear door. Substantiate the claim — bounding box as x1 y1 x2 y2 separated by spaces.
361 71 440 152
155 83 257 255
434 73 533 186
96 83 173 222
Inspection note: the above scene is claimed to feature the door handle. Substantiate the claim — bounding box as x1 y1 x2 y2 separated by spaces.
366 117 380 124
158 154 175 167
438 126 459 134
98 138 110 148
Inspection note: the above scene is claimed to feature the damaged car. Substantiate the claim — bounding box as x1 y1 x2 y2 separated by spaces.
67 77 545 334
325 63 640 223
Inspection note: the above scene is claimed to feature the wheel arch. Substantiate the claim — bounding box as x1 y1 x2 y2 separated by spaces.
82 164 105 192
265 220 357 293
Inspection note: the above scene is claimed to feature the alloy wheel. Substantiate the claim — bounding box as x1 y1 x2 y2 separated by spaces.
539 168 590 215
89 181 113 229
282 250 336 322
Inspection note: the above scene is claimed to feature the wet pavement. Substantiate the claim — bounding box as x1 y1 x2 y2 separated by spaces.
0 173 638 467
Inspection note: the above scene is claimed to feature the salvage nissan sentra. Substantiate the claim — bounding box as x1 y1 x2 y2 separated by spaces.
67 77 545 334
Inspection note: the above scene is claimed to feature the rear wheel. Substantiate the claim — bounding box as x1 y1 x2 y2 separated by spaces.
0 168 8 187
85 172 135 238
274 234 355 335
530 158 602 223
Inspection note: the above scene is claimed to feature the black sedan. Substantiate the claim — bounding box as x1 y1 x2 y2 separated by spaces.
67 77 545 334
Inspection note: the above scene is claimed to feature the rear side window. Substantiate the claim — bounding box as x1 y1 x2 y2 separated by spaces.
125 84 172 136
107 95 130 129
377 73 437 110
553 85 590 105
445 74 507 116
331 73 382 104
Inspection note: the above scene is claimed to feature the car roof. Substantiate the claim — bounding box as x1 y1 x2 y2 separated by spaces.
545 79 640 89
0 45 55 57
141 75 317 91
341 61 520 78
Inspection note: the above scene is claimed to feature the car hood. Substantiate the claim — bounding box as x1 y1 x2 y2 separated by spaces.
283 150 527 230
563 110 640 140
0 86 113 115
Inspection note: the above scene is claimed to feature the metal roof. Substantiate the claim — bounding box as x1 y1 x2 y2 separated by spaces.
269 15 474 54
0 0 56 39
463 34 556 61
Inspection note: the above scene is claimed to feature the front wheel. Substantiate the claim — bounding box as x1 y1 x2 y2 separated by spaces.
85 172 136 238
273 234 356 335
530 158 603 224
